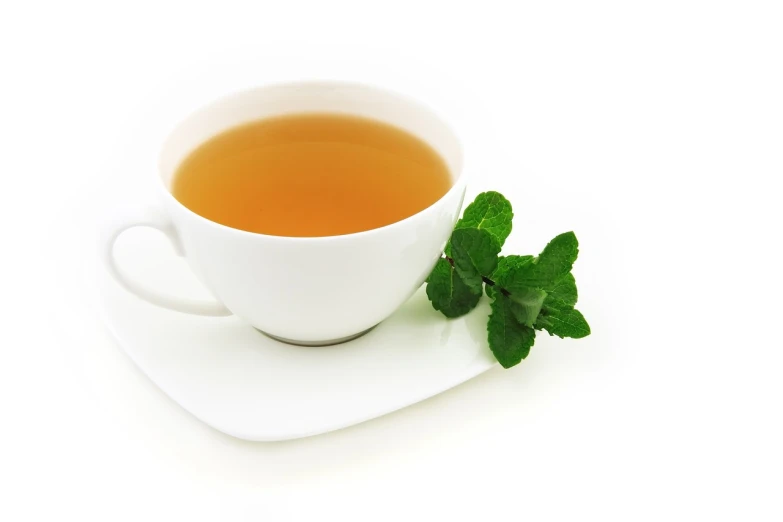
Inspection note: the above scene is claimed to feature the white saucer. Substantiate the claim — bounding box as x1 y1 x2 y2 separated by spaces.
97 229 497 441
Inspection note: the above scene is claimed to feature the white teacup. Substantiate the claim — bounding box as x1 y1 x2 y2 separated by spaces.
100 82 466 345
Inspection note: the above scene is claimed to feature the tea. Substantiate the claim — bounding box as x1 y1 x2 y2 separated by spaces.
171 113 453 237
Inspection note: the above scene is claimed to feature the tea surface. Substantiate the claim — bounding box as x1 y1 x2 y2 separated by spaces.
171 113 452 237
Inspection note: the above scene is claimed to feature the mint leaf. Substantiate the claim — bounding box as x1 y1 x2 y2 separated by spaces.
425 258 482 318
537 231 579 279
498 232 579 292
508 287 547 327
492 255 534 284
536 308 591 339
455 191 513 246
547 273 577 308
487 295 536 368
450 228 501 290
446 191 513 255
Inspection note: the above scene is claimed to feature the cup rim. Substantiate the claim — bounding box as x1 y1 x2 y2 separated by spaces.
157 80 467 242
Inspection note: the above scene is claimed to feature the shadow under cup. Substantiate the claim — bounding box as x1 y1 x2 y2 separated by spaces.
152 82 467 345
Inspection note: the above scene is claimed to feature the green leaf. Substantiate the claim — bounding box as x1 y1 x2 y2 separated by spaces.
538 231 579 278
450 228 501 290
492 255 534 285
425 258 482 318
447 192 513 254
547 273 578 308
487 295 537 368
499 232 579 291
508 287 547 327
536 308 591 339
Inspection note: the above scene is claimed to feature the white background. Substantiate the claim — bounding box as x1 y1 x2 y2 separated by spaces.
2 1 782 520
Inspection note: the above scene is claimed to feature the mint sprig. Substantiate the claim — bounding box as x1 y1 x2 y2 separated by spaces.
425 192 590 368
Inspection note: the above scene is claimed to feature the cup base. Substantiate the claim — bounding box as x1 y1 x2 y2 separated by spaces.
256 324 378 347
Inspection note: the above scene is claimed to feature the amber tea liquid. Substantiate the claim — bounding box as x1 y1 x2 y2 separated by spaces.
171 113 453 237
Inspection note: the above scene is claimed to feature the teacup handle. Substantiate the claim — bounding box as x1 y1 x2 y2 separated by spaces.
100 206 232 316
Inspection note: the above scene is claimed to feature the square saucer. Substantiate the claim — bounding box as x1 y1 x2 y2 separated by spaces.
97 235 496 441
